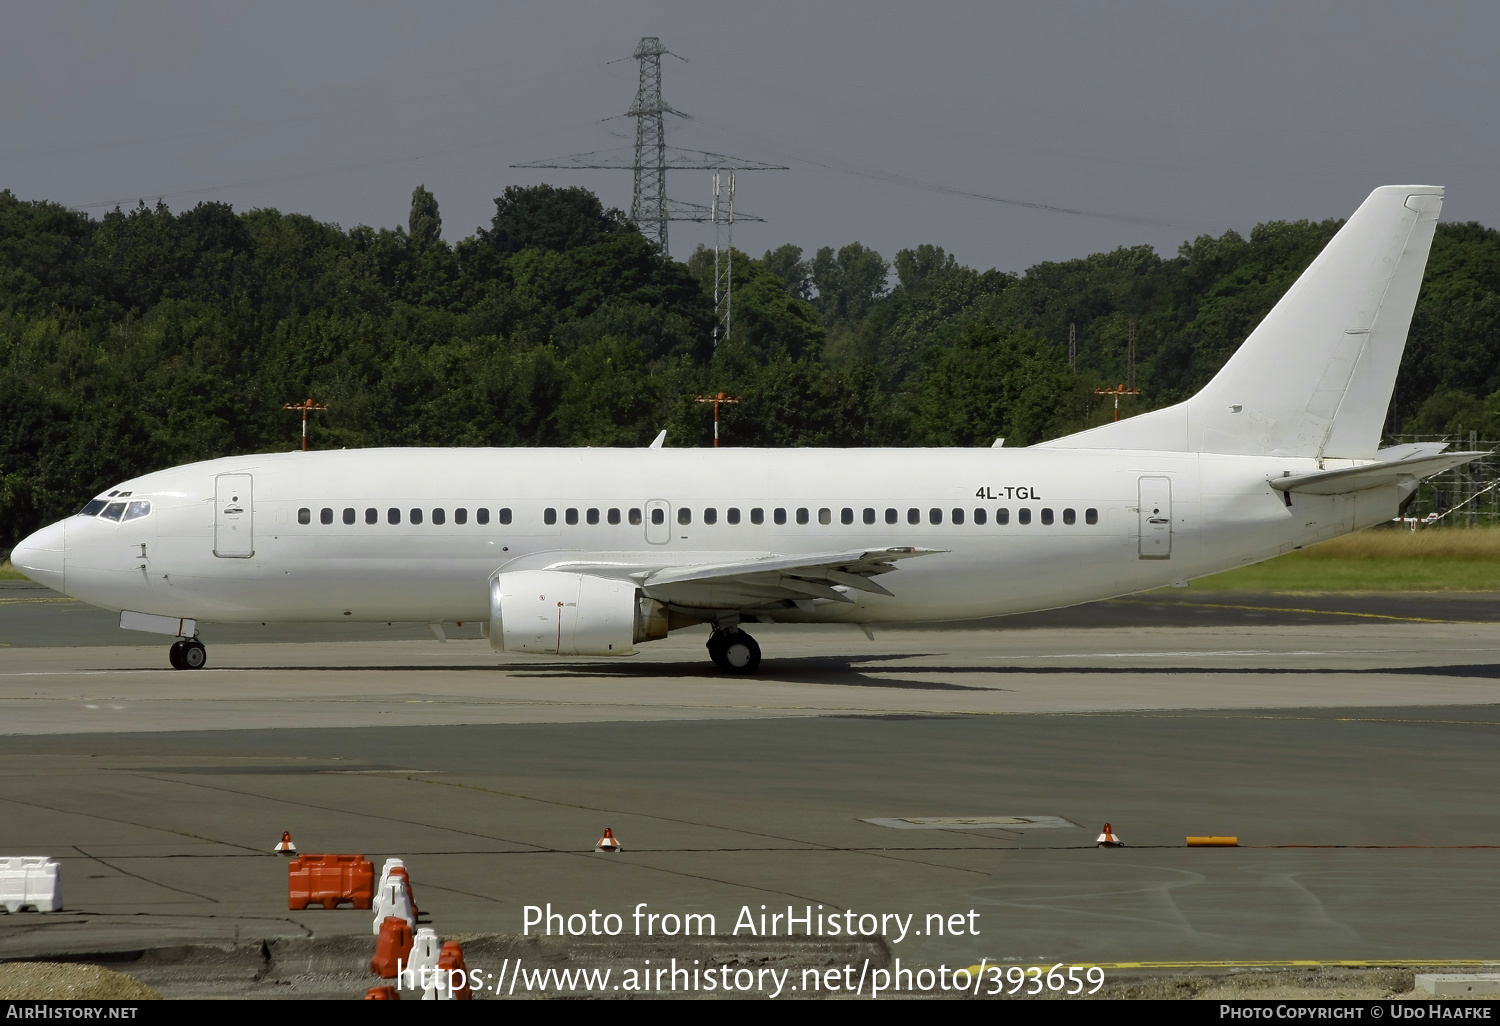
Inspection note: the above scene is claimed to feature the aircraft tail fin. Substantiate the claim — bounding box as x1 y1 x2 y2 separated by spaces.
1041 186 1443 458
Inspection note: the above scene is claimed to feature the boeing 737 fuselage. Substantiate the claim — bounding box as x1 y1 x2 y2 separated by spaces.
9 186 1482 673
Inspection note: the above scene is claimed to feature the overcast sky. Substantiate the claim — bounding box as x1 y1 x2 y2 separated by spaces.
2 2 1495 274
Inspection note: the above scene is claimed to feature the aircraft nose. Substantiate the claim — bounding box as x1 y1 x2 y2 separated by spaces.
10 520 65 594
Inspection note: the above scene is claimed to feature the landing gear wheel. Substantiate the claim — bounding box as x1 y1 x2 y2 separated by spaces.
708 629 760 675
179 639 207 670
168 640 186 670
706 631 730 671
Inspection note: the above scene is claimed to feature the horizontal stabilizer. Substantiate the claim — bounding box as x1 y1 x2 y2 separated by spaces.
1270 451 1486 496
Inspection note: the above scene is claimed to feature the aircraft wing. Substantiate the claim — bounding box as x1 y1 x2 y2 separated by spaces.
1271 451 1487 495
543 547 943 608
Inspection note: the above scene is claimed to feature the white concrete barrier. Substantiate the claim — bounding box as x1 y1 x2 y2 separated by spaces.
371 877 414 935
410 927 442 998
0 857 63 913
1416 974 1500 996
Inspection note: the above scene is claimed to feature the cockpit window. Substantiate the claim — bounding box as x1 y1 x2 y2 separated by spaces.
122 501 151 522
79 500 108 516
100 502 126 522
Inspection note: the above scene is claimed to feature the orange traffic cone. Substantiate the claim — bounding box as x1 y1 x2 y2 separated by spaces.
364 986 400 1000
1095 823 1122 847
596 827 621 853
274 831 297 855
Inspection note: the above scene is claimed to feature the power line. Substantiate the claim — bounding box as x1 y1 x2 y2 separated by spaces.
514 37 786 256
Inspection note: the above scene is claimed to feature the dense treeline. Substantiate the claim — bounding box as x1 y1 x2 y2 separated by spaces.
2 182 1499 552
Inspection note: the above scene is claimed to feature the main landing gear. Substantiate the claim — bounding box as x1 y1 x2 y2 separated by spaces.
168 638 207 670
706 628 761 674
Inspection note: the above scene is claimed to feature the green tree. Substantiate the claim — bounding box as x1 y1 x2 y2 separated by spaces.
479 184 631 258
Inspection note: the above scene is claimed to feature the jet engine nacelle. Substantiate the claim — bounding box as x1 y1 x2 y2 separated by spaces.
488 570 669 656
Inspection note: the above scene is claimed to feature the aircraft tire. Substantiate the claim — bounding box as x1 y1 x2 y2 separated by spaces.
181 639 207 670
719 630 760 674
706 630 730 671
168 640 186 670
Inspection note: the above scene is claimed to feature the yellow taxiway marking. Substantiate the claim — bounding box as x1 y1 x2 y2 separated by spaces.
963 959 1500 972
1115 598 1477 625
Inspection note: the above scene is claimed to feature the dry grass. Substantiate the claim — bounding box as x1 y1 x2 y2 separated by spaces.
0 559 22 580
1301 525 1500 559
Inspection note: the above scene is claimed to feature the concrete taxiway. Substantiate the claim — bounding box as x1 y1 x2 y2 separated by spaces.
2 584 1499 995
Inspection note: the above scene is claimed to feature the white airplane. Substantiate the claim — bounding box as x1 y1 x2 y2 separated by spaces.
10 185 1483 674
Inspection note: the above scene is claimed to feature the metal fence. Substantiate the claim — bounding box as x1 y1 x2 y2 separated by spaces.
1386 433 1499 527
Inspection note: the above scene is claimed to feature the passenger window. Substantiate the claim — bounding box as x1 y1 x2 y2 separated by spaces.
774 508 787 525
796 508 810 525
929 508 943 525
863 508 875 525
818 508 831 525
1019 508 1032 525
677 508 691 525
388 508 401 525
952 508 965 525
996 508 1009 525
886 508 898 525
704 508 717 525
499 508 512 525
651 508 665 526
565 508 578 526
629 508 643 526
841 508 854 525
100 502 126 521
79 500 108 516
476 508 490 525
321 508 333 525
343 508 355 525
410 508 424 525
727 508 741 525
608 508 621 525
751 508 764 525
124 501 151 522
1086 508 1099 525
432 508 446 525
907 508 920 525
974 508 987 525
454 508 467 525
365 508 378 525
297 507 311 525
1063 508 1076 525
1041 508 1054 525
587 508 599 525
544 508 556 525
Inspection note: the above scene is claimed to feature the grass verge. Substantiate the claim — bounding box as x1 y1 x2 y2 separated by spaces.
1194 526 1500 591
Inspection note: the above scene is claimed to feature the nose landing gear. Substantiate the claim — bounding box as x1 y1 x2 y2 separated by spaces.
706 628 761 674
169 638 207 670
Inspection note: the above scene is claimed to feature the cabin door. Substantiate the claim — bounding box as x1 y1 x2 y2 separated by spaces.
214 474 255 558
1138 476 1172 559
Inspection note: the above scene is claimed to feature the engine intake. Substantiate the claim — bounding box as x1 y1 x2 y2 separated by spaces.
489 570 668 656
